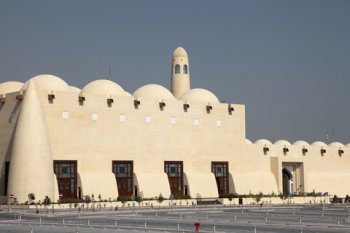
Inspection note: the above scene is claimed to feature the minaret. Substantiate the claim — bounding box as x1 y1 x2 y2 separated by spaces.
8 80 55 203
171 47 190 98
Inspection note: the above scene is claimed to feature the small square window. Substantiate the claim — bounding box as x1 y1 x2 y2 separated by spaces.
62 111 69 119
119 114 126 122
216 119 222 127
145 115 152 124
92 112 98 121
170 117 176 125
194 118 200 126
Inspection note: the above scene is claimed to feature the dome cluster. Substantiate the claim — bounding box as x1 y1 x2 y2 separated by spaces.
1 74 220 104
1 47 222 104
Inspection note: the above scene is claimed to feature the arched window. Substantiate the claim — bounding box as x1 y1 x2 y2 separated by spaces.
175 64 180 74
183 64 188 74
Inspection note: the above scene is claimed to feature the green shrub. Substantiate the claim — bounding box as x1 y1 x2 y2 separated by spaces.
43 196 51 205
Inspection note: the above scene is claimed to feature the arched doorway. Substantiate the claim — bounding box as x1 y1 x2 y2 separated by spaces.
282 168 293 195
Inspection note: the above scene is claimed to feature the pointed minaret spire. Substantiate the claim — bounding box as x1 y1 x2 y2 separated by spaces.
8 80 55 203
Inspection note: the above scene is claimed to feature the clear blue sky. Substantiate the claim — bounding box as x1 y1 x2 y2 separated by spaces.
1 0 349 144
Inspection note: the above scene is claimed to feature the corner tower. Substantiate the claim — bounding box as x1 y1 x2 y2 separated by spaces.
7 80 55 203
171 47 190 98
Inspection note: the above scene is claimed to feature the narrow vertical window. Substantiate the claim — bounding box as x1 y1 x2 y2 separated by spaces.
175 64 180 74
183 64 188 74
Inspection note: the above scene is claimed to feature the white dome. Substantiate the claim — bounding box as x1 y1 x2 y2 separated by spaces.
133 84 174 100
173 47 188 57
274 140 291 146
329 142 344 148
245 139 253 144
293 140 310 146
21 74 69 92
82 79 125 96
255 139 272 145
0 81 23 95
180 88 219 103
70 86 81 93
311 141 328 147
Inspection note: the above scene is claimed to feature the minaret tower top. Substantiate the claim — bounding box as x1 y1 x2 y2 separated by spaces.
171 47 190 98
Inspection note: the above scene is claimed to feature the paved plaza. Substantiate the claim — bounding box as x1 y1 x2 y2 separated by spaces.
0 204 350 232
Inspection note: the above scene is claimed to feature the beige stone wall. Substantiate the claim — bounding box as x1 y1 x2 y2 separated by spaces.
37 89 245 202
1 83 350 203
250 141 350 196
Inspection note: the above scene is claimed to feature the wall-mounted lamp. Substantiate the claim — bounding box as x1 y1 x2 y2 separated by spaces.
283 146 289 155
339 148 344 157
78 95 85 103
302 147 308 155
321 148 326 156
0 95 5 103
107 98 114 105
16 94 23 101
228 104 234 115
48 93 55 101
183 103 190 112
263 145 269 155
206 105 213 114
159 101 166 111
134 99 140 109
48 91 55 103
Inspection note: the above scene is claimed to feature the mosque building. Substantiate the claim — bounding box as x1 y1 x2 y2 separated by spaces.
0 47 349 204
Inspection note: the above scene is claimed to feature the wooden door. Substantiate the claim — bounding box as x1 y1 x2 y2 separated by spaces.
212 162 229 196
165 161 183 197
112 161 133 197
54 161 77 199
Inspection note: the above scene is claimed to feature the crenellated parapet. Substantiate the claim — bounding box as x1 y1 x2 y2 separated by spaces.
250 138 349 158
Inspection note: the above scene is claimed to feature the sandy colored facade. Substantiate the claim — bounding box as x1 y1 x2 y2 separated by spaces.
0 47 349 204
